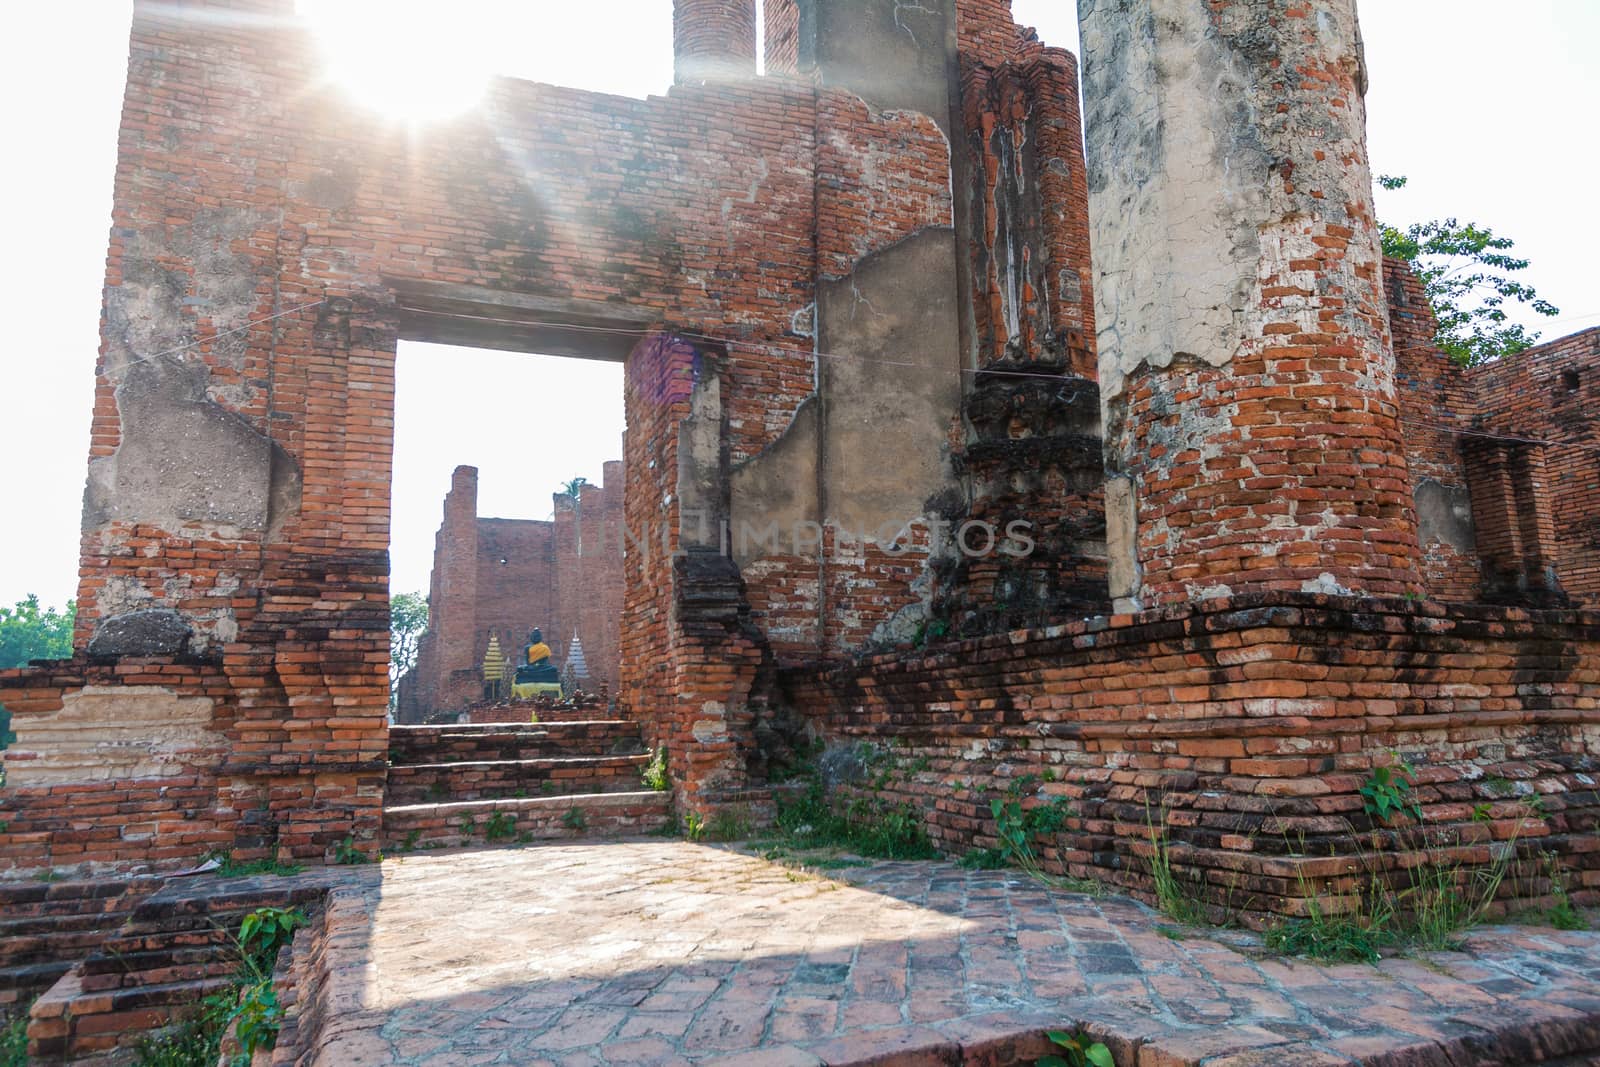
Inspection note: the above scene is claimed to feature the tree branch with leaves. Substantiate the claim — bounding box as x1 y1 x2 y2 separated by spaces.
389 592 429 714
1379 175 1559 366
0 595 75 671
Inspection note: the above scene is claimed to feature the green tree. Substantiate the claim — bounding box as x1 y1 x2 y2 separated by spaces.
0 595 75 670
559 476 591 499
1379 175 1559 366
389 592 429 714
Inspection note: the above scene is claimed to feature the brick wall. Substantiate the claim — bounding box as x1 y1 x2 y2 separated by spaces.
674 0 758 83
1387 259 1484 601
1469 328 1600 603
3 0 1043 868
1385 257 1600 608
763 0 799 75
785 592 1600 916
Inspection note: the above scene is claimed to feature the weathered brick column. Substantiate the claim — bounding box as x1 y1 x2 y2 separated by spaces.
1079 0 1422 609
674 0 758 83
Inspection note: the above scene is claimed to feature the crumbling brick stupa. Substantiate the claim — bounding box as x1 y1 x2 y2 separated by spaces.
0 0 1594 925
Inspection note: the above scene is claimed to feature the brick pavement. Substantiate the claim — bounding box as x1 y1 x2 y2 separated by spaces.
292 842 1600 1066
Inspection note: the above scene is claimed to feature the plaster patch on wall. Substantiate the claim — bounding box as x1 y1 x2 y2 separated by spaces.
4 686 224 786
1415 478 1475 553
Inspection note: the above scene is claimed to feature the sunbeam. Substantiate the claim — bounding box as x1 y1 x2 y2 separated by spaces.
297 0 491 122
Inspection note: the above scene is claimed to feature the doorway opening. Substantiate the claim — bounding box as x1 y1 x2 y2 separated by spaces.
389 339 626 724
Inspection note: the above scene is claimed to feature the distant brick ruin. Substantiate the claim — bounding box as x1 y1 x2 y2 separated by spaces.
394 463 624 721
0 0 1595 933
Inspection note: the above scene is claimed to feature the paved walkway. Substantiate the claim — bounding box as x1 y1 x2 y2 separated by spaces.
303 842 1600 1066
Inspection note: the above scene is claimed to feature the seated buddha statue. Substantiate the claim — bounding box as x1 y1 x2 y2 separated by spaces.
514 628 561 685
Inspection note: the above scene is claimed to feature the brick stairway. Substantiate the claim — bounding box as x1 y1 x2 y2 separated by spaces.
0 877 163 1017
24 875 335 1062
382 719 672 850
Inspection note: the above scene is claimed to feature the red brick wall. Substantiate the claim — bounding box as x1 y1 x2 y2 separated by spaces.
674 0 758 82
1387 259 1484 601
2 0 1105 863
786 592 1600 915
1385 258 1600 607
1468 328 1600 603
763 0 800 75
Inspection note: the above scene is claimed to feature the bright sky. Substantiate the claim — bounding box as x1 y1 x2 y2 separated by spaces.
1 1 1596 609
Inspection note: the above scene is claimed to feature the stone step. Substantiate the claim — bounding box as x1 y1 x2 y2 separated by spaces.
382 791 672 851
0 875 160 1009
385 753 651 805
388 720 646 765
27 965 234 1062
0 960 74 1012
0 923 127 969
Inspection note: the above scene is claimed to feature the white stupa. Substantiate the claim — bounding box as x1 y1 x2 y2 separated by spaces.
562 632 591 690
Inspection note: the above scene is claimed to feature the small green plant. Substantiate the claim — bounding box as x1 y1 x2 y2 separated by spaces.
333 837 371 865
1145 804 1209 925
1529 852 1588 931
395 829 422 854
231 981 282 1061
561 806 588 833
238 907 305 972
205 851 304 879
641 747 670 791
912 617 951 649
228 906 304 1063
132 1002 229 1067
986 777 1082 890
1359 753 1423 825
1264 893 1391 964
484 811 517 843
1266 806 1534 963
684 811 706 841
1038 1028 1114 1067
134 906 306 1067
773 777 935 860
708 806 752 842
959 847 1009 870
457 815 477 838
2 1006 28 1067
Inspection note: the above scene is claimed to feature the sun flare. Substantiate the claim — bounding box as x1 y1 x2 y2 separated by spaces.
297 0 491 122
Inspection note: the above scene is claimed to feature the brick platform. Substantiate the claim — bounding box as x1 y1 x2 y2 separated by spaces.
785 592 1600 918
264 842 1600 1066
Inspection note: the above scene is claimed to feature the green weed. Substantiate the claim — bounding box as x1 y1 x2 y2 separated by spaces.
133 906 305 1067
333 837 371 865
774 777 935 860
561 806 588 833
959 847 1009 870
1359 753 1423 825
1038 1028 1113 1067
483 811 516 843
205 851 304 879
2 1006 28 1067
1145 805 1210 925
641 747 670 792
707 806 751 842
1265 810 1531 963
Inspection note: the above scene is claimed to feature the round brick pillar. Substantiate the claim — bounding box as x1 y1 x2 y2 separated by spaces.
1079 0 1422 609
673 0 758 84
